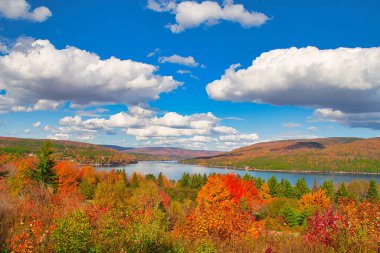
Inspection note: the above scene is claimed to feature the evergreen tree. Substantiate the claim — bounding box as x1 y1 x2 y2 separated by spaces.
202 174 208 185
320 180 334 199
179 173 190 188
190 174 204 189
267 176 278 196
157 172 164 187
29 141 57 189
280 178 295 198
367 179 379 202
145 174 156 181
335 183 349 202
130 172 139 188
294 177 310 198
243 174 254 181
254 177 264 189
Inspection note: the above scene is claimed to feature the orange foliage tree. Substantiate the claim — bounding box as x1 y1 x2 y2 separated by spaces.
55 161 80 195
299 189 331 210
181 174 263 241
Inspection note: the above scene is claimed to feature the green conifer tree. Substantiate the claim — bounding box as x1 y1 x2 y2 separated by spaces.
335 183 349 202
29 141 57 189
267 176 278 196
158 172 164 188
294 177 310 198
320 180 334 199
367 179 379 202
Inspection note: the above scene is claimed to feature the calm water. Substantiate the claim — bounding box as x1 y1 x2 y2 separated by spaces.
101 161 380 187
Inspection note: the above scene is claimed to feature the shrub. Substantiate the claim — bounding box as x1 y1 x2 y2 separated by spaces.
278 206 300 227
50 210 93 253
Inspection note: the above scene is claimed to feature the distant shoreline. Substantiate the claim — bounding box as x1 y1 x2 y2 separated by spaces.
179 161 380 176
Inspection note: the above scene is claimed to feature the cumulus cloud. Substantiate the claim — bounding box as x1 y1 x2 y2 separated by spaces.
207 46 380 130
54 106 259 151
148 0 269 33
159 54 199 67
0 0 52 22
0 38 181 113
0 42 8 54
207 46 380 113
313 108 380 130
32 121 41 128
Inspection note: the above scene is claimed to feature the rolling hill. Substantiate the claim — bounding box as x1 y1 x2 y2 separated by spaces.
183 137 380 173
0 137 137 166
102 145 222 160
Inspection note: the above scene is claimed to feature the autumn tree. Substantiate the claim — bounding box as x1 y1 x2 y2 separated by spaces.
182 174 262 240
79 166 98 199
259 182 271 199
94 170 128 209
299 189 331 210
55 161 80 195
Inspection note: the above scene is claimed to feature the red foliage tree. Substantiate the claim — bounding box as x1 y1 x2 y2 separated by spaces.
181 174 262 240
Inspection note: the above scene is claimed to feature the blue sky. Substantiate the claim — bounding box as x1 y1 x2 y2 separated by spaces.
0 0 379 150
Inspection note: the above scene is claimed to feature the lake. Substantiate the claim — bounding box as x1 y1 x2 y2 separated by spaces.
101 161 380 187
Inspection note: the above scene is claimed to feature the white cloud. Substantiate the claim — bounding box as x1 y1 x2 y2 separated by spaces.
218 133 259 142
76 134 96 141
0 0 52 22
147 48 160 58
212 125 237 134
0 38 181 113
313 108 346 122
207 46 380 113
11 100 61 112
54 106 259 151
177 69 192 74
32 121 41 128
313 108 380 130
147 0 176 12
307 126 318 131
159 54 199 67
207 46 380 130
47 133 70 140
0 42 8 54
148 0 269 33
283 122 302 128
23 128 30 133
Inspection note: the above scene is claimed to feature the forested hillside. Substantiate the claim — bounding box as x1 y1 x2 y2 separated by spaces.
0 137 137 166
184 138 380 173
0 143 379 252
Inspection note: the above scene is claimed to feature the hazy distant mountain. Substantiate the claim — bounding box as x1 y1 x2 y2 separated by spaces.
101 145 223 160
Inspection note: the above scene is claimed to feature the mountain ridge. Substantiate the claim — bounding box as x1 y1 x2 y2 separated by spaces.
183 137 380 173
